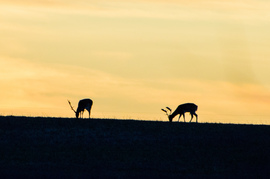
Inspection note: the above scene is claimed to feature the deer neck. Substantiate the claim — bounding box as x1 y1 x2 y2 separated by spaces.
170 110 179 119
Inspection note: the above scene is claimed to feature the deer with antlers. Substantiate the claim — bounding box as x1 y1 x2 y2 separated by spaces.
162 103 198 123
68 98 93 119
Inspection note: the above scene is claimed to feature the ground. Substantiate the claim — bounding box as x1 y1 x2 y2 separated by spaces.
0 116 270 178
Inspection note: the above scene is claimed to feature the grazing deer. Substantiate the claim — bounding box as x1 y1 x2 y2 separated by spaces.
162 103 198 123
68 98 93 119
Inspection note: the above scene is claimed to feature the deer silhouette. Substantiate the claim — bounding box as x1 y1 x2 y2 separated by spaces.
68 98 93 119
162 103 198 122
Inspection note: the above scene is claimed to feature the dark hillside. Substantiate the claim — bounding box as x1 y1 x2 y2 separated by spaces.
0 116 270 178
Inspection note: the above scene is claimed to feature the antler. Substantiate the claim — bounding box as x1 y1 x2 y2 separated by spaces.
68 100 76 113
161 108 169 116
166 107 172 114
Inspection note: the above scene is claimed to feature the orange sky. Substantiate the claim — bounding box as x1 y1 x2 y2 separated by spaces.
1 0 270 124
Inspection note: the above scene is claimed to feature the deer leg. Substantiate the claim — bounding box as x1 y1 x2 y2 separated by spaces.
87 109 90 119
190 113 194 122
86 106 91 119
81 111 84 118
178 114 182 122
183 113 186 122
194 113 198 123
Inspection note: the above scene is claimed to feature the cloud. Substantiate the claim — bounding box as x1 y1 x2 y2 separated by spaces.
0 56 140 117
1 1 270 124
1 56 270 123
2 0 270 21
0 57 67 109
90 50 132 62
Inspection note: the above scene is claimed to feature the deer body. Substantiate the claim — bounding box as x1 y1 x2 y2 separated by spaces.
68 98 93 119
162 103 198 123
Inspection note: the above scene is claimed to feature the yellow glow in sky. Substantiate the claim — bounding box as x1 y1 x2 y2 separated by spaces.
1 0 270 124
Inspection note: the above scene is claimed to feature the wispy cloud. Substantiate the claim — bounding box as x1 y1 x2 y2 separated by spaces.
1 56 270 123
1 1 270 124
2 0 270 21
0 56 140 117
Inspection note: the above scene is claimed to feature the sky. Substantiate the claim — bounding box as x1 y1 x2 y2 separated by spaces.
1 0 270 124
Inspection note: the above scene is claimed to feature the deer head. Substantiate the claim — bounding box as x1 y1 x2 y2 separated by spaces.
161 107 172 121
